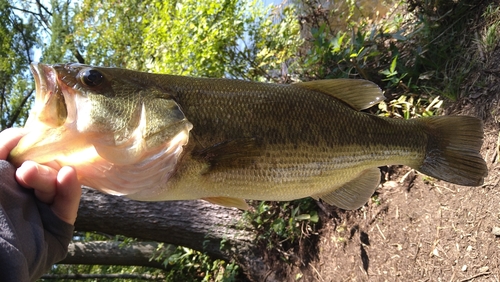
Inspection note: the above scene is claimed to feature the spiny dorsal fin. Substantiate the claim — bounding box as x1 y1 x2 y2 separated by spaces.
313 168 381 210
295 79 383 111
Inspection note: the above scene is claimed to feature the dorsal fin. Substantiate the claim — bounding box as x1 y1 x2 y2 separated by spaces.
295 79 383 111
313 168 381 210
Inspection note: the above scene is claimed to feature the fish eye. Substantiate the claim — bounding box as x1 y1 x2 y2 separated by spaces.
80 69 104 87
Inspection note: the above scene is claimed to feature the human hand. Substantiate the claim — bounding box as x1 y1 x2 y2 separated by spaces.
0 128 81 225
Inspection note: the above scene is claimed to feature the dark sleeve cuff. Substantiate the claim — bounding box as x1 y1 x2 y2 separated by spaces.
36 200 75 261
0 160 75 281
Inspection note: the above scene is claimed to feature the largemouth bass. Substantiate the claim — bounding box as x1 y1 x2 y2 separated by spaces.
8 63 487 210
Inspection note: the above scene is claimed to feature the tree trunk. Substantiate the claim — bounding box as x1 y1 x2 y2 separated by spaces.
41 273 164 280
60 241 174 269
74 188 276 281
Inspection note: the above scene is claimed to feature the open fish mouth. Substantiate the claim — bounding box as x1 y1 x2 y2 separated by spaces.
29 63 69 128
28 63 90 129
8 63 87 167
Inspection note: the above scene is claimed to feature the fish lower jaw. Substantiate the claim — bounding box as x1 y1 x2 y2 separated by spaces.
9 125 95 168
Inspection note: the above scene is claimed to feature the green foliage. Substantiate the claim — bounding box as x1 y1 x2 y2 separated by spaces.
248 4 303 82
72 0 303 80
160 246 239 282
481 3 500 53
41 0 79 64
245 199 319 258
46 233 241 281
0 0 39 129
378 95 443 119
296 0 492 102
298 0 407 81
47 264 165 281
371 194 381 206
143 0 246 77
403 0 484 100
72 0 148 69
47 233 242 281
380 55 407 87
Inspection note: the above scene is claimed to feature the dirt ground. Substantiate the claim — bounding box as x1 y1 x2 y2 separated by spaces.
311 152 499 281
299 56 500 281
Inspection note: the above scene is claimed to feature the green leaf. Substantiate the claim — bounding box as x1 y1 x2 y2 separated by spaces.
272 218 286 235
294 214 311 221
390 55 398 73
309 211 319 223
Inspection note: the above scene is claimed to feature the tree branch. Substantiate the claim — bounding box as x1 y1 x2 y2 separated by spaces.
35 0 53 17
7 89 33 128
7 4 51 33
72 48 85 64
41 273 165 280
75 188 280 281
59 241 175 270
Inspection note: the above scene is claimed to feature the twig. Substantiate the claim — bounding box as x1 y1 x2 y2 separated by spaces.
399 169 414 183
495 131 500 163
309 263 325 282
376 224 386 240
459 272 491 282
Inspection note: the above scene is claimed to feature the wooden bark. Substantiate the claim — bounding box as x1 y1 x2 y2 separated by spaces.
60 241 174 269
74 188 275 281
41 273 164 280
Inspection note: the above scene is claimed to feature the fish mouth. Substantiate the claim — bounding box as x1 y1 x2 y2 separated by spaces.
28 63 69 128
8 63 89 168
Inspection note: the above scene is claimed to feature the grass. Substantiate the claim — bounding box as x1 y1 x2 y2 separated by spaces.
481 3 500 54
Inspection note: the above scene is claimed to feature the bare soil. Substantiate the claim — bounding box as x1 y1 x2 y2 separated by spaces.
311 157 499 281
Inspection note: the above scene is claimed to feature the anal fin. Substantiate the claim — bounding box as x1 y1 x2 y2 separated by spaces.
313 168 381 210
203 197 250 210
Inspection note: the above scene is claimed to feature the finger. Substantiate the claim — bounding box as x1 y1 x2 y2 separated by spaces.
52 166 81 225
0 128 28 160
16 161 58 204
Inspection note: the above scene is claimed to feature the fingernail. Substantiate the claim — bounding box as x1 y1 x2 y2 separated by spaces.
36 165 51 176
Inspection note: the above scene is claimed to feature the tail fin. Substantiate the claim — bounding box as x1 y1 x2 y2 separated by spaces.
418 116 487 186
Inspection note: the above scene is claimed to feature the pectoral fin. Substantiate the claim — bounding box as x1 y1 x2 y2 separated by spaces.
313 168 381 210
193 138 264 172
203 197 250 210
